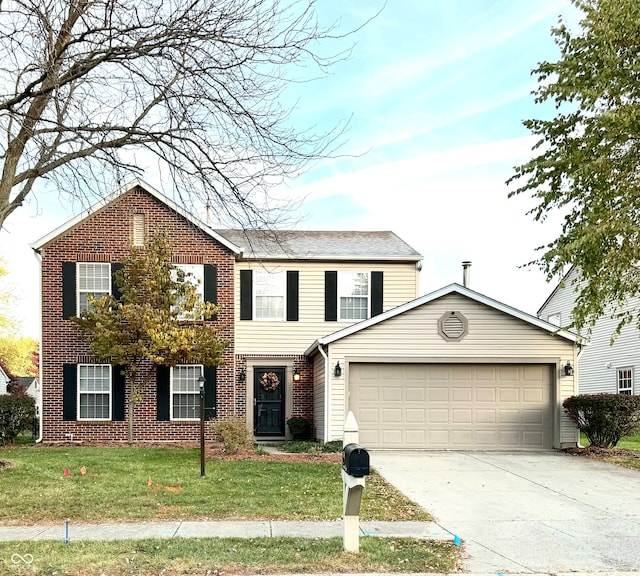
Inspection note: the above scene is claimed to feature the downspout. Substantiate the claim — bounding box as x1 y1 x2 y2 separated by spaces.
33 249 43 443
318 343 330 443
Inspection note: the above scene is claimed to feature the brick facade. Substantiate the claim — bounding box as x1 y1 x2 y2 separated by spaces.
39 186 240 442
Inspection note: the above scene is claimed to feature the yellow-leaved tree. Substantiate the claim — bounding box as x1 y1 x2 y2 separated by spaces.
73 234 228 443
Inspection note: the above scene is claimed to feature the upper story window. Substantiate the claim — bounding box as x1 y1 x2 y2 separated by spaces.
338 271 369 321
254 269 285 321
173 264 204 320
617 367 633 395
547 313 561 327
171 364 203 420
78 364 111 420
77 263 111 313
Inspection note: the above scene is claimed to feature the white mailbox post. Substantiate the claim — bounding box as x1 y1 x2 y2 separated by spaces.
342 411 366 553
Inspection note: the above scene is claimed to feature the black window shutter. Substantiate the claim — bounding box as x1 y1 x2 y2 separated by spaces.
286 271 299 321
371 271 384 317
112 366 126 421
111 263 123 301
324 271 337 321
62 364 77 421
62 262 76 319
156 365 170 421
240 270 253 320
204 264 218 321
204 366 217 421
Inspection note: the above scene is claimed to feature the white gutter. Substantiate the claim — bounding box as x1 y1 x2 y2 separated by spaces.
33 249 43 443
317 344 330 443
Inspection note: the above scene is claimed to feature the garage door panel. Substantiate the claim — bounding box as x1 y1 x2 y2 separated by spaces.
382 387 402 402
350 363 553 450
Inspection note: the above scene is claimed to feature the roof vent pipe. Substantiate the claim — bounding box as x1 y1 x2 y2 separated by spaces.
462 261 471 287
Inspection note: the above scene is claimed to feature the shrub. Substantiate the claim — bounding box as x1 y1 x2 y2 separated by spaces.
286 415 313 439
211 416 253 453
563 393 640 448
0 394 36 445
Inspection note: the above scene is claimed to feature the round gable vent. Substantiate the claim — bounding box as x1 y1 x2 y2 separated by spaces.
438 311 468 341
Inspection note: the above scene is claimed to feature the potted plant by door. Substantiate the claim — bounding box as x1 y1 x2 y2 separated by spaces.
286 415 313 440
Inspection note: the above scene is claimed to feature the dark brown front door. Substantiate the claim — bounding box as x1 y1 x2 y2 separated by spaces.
254 366 286 436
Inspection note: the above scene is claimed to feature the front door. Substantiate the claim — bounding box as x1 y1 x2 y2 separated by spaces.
254 366 286 436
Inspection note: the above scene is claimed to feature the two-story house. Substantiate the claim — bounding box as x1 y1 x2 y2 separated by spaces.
538 266 639 396
33 179 581 450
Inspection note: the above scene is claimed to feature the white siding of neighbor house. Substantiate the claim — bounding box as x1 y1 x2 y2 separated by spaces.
539 267 640 396
324 293 578 447
235 261 420 355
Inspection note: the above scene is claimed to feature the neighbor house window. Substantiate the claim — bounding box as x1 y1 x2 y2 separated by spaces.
78 364 111 420
132 214 145 246
173 264 204 320
338 271 369 321
548 313 561 327
171 365 203 420
77 263 111 313
254 269 285 320
617 367 633 395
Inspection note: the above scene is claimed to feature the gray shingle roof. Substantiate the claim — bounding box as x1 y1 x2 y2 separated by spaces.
215 229 422 262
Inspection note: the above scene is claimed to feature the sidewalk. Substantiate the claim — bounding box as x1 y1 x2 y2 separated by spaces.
0 520 454 543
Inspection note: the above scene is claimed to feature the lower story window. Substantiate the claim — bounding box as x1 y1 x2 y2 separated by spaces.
78 364 111 420
171 365 203 420
617 367 633 395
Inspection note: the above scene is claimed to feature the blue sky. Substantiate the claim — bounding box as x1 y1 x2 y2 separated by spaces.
0 0 581 338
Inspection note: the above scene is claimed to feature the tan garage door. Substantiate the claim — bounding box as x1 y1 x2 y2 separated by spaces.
349 363 553 450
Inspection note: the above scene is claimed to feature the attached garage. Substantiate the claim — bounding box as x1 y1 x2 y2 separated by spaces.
350 363 553 450
308 284 580 450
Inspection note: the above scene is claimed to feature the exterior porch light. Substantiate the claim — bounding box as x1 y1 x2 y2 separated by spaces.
293 369 301 382
563 361 574 377
198 373 206 476
334 361 342 378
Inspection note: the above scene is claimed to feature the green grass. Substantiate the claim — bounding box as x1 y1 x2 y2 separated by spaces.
0 447 430 525
0 536 460 575
578 431 640 471
579 430 640 450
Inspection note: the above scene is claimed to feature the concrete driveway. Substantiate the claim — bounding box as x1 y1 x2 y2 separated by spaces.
371 451 640 573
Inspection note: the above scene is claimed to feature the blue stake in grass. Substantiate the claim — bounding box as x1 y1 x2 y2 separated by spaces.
453 534 461 546
64 518 70 545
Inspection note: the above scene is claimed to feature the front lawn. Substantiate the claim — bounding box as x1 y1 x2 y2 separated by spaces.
0 536 460 575
0 446 431 525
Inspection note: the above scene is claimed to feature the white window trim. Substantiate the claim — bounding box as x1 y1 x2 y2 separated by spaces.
617 366 634 395
173 264 204 321
253 269 286 321
77 363 112 421
77 262 112 314
338 271 370 322
170 364 204 421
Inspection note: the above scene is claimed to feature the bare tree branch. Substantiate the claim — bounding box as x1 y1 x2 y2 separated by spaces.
0 0 360 229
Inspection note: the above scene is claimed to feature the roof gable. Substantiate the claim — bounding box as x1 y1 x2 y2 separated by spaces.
307 283 579 354
31 179 242 254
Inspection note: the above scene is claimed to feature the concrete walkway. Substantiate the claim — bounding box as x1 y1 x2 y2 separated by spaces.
0 519 453 543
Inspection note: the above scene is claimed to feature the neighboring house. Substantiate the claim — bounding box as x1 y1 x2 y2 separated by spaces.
11 376 41 416
32 179 580 449
0 362 11 395
539 266 640 396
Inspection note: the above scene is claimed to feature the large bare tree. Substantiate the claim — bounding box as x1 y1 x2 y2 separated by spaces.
0 0 352 230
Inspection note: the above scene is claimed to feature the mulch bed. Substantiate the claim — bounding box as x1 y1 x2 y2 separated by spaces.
562 445 640 460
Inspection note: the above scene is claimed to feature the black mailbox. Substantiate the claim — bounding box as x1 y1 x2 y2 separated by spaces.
342 443 370 477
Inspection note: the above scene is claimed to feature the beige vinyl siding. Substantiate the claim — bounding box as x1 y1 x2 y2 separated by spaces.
235 261 419 355
313 354 326 441
325 293 577 447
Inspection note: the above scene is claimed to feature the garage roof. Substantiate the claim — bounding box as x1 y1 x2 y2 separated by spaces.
305 283 579 355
